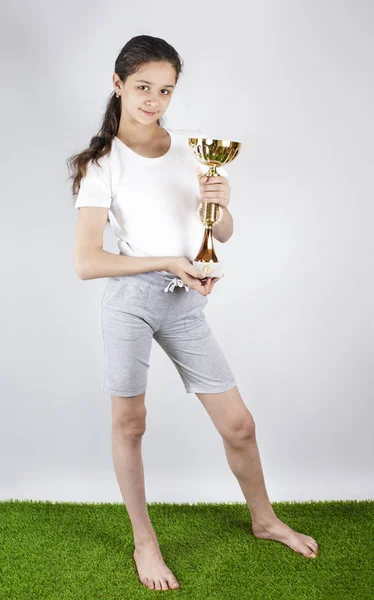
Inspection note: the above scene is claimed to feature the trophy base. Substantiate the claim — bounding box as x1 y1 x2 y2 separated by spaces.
193 261 224 278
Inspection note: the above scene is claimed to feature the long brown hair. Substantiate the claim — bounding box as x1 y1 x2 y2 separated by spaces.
66 35 183 218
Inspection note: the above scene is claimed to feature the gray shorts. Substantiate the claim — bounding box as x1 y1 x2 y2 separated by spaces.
101 270 237 397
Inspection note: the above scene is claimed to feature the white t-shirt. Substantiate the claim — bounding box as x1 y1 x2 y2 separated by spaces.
74 128 228 275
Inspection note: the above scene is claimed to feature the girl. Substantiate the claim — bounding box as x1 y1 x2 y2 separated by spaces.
67 35 318 593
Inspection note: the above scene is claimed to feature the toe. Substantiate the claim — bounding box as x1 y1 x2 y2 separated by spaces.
169 577 180 589
160 578 169 590
155 580 162 590
148 579 155 589
307 540 319 554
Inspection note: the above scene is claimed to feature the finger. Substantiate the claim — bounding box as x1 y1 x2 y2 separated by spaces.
205 184 229 192
196 278 208 296
196 280 208 295
205 176 226 183
200 179 227 190
201 189 227 197
203 181 227 188
202 191 227 198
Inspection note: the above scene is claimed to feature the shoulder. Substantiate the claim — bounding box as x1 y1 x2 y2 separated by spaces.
83 138 131 185
83 150 112 181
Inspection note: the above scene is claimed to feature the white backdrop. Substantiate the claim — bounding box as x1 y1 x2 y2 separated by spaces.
1 0 373 503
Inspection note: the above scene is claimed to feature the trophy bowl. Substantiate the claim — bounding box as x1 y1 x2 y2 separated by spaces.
188 136 242 278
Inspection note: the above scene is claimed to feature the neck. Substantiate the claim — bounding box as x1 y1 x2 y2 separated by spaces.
116 112 162 144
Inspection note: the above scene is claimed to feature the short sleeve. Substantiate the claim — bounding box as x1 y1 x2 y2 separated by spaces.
74 157 112 210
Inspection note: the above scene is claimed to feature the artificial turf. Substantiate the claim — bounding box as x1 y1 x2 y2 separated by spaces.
0 499 373 598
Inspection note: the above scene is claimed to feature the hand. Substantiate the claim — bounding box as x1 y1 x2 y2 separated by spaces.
166 257 223 296
199 276 222 295
199 174 231 209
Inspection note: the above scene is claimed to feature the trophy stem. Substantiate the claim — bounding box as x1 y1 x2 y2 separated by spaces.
206 165 219 177
194 226 218 263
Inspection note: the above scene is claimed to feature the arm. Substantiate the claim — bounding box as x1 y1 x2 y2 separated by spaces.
212 207 234 243
74 207 171 280
77 249 172 280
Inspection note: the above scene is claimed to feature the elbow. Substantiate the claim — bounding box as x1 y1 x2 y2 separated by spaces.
74 247 102 280
75 263 87 279
74 253 88 280
74 246 94 279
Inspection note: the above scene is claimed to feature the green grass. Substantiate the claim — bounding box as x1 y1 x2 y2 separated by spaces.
0 499 373 599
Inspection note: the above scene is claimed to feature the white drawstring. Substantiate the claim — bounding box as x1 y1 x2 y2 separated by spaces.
163 276 190 293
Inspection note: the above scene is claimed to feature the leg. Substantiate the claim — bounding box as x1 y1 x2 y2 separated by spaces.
111 393 180 591
111 392 156 546
196 386 319 559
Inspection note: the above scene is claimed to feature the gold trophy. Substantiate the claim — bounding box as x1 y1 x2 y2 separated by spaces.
188 135 242 278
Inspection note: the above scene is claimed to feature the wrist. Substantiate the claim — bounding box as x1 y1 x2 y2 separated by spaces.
162 256 176 272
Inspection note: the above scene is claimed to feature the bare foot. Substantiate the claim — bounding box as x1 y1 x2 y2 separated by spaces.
133 542 180 591
252 517 319 558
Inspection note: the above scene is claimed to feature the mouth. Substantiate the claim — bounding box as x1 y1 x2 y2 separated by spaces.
140 108 156 116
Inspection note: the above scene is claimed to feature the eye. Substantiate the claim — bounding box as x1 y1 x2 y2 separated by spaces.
138 85 170 95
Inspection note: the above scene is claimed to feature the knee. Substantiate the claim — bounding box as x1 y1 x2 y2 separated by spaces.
112 407 147 437
113 419 146 437
223 413 256 445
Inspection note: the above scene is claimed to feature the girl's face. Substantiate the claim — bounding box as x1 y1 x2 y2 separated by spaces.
116 61 176 123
